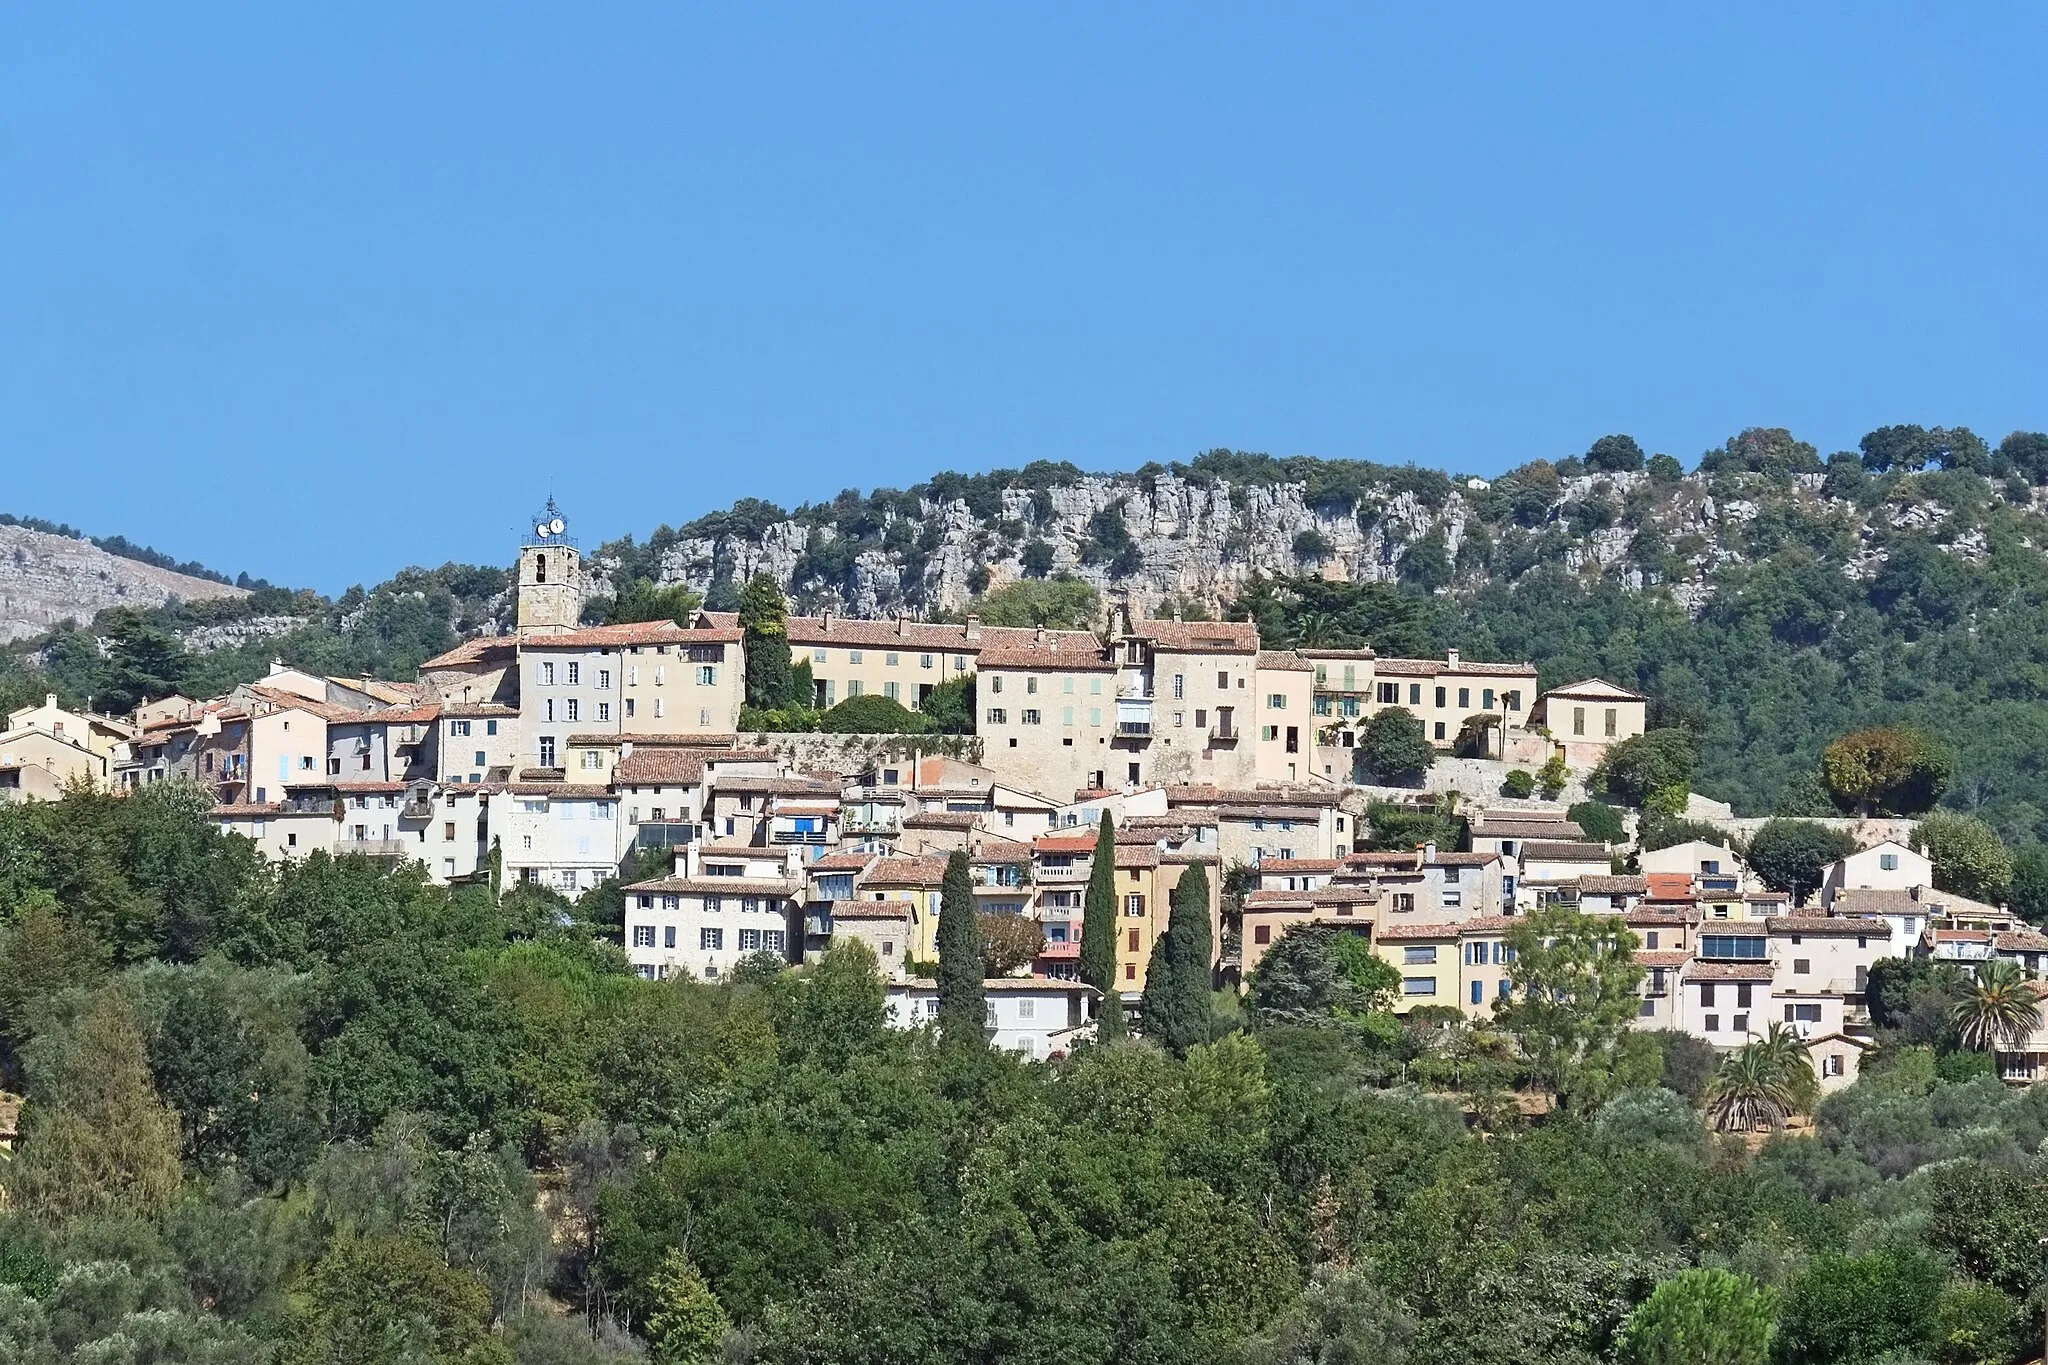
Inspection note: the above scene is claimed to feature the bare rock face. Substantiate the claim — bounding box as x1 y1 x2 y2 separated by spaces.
0 525 247 644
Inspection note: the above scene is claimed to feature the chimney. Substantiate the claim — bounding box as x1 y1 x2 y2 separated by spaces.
45 693 56 709
964 614 982 643
1035 626 1048 644
1446 648 1461 669
896 615 910 636
820 608 832 631
1424 841 1438 864
269 659 287 676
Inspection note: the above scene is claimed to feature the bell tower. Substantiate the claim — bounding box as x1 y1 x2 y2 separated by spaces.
517 498 582 637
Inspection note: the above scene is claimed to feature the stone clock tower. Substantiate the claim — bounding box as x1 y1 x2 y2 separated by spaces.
516 498 582 637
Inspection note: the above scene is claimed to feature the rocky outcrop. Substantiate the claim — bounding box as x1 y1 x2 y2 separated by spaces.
0 525 246 644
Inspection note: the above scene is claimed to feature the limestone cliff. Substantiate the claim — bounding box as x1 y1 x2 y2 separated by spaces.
0 524 247 644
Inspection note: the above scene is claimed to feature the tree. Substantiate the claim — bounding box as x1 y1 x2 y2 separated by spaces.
2011 844 2048 926
1501 770 1535 799
966 578 1099 629
1536 754 1571 800
1495 905 1648 1110
1743 820 1855 905
1647 452 1684 484
920 673 975 734
1586 434 1646 474
604 577 702 627
1234 1265 1417 1365
1703 1039 1801 1133
1078 813 1117 1000
283 1233 502 1365
1359 708 1434 785
1566 800 1626 846
1913 810 2014 902
738 574 795 709
1614 1269 1775 1365
645 1248 731 1365
1776 1248 1943 1365
1598 730 1699 808
0 894 106 1053
934 852 985 1047
1139 863 1213 1054
1244 923 1400 1026
977 913 1044 976
5 985 183 1222
1948 960 2042 1054
1818 726 1949 815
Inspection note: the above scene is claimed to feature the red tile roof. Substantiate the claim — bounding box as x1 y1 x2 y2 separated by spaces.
1134 620 1260 653
861 856 949 887
421 637 518 670
526 621 743 649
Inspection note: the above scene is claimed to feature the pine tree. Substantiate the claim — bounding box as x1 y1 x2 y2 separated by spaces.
1160 862 1214 1053
935 851 985 1047
1078 812 1118 1002
738 573 796 709
646 1248 731 1365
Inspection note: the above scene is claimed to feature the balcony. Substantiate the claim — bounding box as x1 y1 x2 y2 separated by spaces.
1035 864 1090 883
1210 720 1240 743
338 839 410 859
635 821 699 851
842 813 900 834
772 828 831 845
401 798 434 821
1115 721 1153 738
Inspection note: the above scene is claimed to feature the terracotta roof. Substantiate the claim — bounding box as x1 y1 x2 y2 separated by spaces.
1996 930 2048 952
1684 961 1777 981
288 780 408 793
1522 841 1613 861
810 852 878 872
975 641 1115 671
1578 875 1648 895
616 749 712 785
1636 950 1692 967
1113 845 1162 869
860 856 949 887
828 900 913 920
1625 907 1695 926
788 615 992 650
1219 804 1331 822
1431 852 1503 868
441 702 519 718
1375 920 1466 941
1302 647 1378 661
1165 784 1222 802
331 702 442 727
242 686 364 723
509 782 616 797
1540 677 1647 701
1243 890 1315 910
1259 858 1343 873
1134 619 1260 652
1831 886 2001 919
1698 920 1769 936
1034 832 1099 853
716 775 841 796
1161 850 1221 865
212 802 284 816
1255 651 1314 672
1473 819 1587 840
904 811 982 830
969 841 1034 863
525 621 743 649
1646 873 1695 900
1767 916 1891 936
420 637 517 670
776 803 839 817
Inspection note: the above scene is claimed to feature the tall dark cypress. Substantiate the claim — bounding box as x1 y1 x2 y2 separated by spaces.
1078 812 1118 1002
934 851 985 1046
1160 861 1214 1054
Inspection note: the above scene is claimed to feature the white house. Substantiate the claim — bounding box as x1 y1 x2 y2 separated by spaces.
622 843 805 981
884 978 1097 1060
1638 840 1752 892
1818 840 1932 907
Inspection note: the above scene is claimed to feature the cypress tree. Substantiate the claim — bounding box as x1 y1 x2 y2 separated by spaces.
1078 812 1118 1003
1139 931 1178 1042
1095 987 1128 1043
1160 861 1214 1054
738 573 795 709
935 851 985 1047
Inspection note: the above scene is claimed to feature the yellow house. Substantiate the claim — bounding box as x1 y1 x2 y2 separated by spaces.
5 694 135 764
1376 915 1522 1017
0 725 110 800
854 855 951 964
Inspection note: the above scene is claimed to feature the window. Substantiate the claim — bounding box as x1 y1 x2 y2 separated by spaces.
1704 1013 1720 1032
566 699 579 722
598 668 611 689
654 698 665 718
597 702 610 722
451 720 471 737
1736 983 1753 1007
1794 958 1810 975
1457 687 1469 709
443 821 456 840
1195 708 1208 727
697 666 717 686
1262 725 1278 741
1822 1053 1843 1078
538 736 556 767
633 926 655 947
566 662 580 685
884 681 900 701
1700 935 1766 960
1125 963 1137 981
1253 924 1271 945
987 708 1008 724
1026 676 1038 694
653 667 665 686
762 930 786 953
1393 893 1415 912
1483 688 1494 709
1441 890 1462 908
1022 709 1041 725
662 925 676 948
1471 980 1484 1005
1879 852 1899 871
1604 707 1617 737
1645 931 1658 949
1572 706 1586 736
1403 946 1437 964
1377 682 1398 704
1089 708 1100 727
921 653 934 669
739 929 761 951
1700 983 1717 1007
1063 707 1075 726
541 662 556 685
1172 673 1184 699
1267 693 1286 710
544 699 555 722
1732 1013 1749 1033
705 894 723 912
1433 721 1446 740
813 648 828 663
700 928 723 950
1786 1003 1823 1023
1124 893 1145 916
1403 977 1437 996
1434 686 1446 708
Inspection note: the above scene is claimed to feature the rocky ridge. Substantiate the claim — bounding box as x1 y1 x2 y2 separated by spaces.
0 524 247 644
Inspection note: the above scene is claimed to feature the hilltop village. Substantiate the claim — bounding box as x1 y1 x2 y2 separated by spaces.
4 512 2037 1084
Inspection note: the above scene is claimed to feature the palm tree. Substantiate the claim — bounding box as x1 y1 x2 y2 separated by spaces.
1704 1042 1800 1133
1754 1021 1818 1114
1949 960 2043 1055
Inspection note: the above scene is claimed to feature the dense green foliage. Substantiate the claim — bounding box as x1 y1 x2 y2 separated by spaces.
0 791 2044 1360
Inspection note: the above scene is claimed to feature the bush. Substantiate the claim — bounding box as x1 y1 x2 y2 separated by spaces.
1502 770 1535 799
1359 708 1434 785
1567 800 1626 846
818 694 929 734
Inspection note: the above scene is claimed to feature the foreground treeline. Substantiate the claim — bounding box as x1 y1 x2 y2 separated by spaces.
0 789 2045 1363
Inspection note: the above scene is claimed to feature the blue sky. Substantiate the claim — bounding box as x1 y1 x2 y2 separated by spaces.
3 6 2044 592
